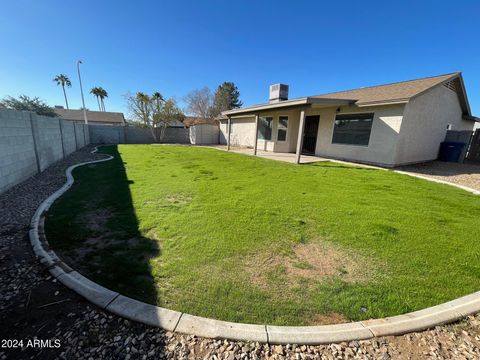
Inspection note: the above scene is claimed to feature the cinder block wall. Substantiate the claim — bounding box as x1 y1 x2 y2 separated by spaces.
33 116 64 171
0 109 91 194
89 125 190 144
0 110 38 194
61 120 77 155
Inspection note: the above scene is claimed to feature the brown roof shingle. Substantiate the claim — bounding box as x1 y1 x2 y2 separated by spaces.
183 116 218 128
223 72 474 117
312 73 458 106
54 109 125 125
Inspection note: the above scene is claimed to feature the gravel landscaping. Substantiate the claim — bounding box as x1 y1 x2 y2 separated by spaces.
400 161 480 191
1 146 480 359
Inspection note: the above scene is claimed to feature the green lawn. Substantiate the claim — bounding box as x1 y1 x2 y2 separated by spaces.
45 145 480 326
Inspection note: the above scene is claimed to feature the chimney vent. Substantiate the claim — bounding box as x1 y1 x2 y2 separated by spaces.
269 84 289 103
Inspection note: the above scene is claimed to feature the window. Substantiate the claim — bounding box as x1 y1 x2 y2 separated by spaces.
258 116 273 140
277 116 288 141
332 113 374 146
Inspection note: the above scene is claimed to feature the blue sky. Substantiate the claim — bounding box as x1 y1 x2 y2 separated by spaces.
0 1 479 117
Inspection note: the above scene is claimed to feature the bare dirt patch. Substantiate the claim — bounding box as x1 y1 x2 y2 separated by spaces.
245 241 369 290
307 312 349 325
165 193 192 205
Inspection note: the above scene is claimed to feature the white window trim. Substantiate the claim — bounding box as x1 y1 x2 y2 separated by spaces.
276 115 289 142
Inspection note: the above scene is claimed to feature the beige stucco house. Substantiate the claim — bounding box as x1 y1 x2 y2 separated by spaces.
219 73 478 167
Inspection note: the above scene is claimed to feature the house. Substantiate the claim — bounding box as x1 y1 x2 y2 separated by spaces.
54 107 126 126
220 73 479 167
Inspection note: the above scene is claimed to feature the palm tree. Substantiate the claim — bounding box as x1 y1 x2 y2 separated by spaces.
53 74 72 109
136 92 150 126
152 91 164 109
98 87 108 111
90 87 102 111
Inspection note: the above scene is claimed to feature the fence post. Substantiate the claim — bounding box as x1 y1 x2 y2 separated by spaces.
82 124 86 147
28 112 41 173
58 118 66 158
73 122 78 150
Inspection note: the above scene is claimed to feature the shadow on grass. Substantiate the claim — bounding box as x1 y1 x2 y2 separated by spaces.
45 145 160 306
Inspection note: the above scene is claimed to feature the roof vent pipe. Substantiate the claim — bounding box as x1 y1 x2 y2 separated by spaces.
269 84 289 103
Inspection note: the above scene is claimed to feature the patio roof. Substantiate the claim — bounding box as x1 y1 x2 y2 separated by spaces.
222 97 354 116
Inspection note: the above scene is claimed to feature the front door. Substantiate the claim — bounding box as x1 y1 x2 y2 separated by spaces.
302 115 319 154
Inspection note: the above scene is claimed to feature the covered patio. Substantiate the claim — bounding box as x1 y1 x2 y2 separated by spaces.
212 146 328 164
221 96 354 164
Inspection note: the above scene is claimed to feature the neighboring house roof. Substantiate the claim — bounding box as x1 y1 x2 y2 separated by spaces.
223 72 474 119
54 108 126 125
183 116 218 128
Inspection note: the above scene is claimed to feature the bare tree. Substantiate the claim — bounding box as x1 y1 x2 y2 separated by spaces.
125 92 184 142
184 87 214 120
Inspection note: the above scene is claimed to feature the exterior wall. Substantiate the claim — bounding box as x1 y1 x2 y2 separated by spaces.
310 104 404 166
232 117 256 147
189 124 219 144
394 84 475 165
0 109 91 195
219 109 300 152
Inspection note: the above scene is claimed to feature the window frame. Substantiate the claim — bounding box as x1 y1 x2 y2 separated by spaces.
331 112 374 147
276 115 289 142
258 115 274 141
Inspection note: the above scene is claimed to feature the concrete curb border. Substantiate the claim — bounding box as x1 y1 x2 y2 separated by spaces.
29 145 480 345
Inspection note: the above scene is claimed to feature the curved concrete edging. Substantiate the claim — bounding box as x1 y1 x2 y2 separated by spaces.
29 145 480 345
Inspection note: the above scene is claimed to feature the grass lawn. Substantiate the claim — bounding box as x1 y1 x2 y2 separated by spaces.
45 145 480 326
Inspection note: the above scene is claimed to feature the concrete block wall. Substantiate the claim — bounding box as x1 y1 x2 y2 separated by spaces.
0 110 38 194
89 125 189 144
0 109 90 195
74 122 86 149
89 124 126 144
161 127 190 144
125 127 153 144
34 116 64 171
61 120 77 155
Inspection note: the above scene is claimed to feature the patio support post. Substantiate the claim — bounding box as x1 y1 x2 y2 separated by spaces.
253 114 259 155
227 116 231 151
295 110 306 164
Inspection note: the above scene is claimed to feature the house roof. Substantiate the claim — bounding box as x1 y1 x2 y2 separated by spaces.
54 108 126 125
183 116 218 128
223 72 474 118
